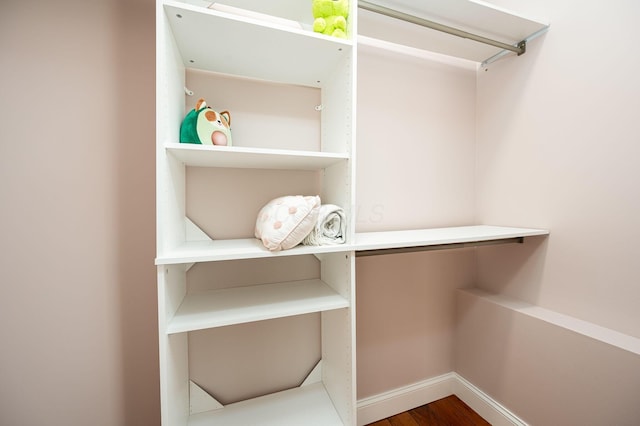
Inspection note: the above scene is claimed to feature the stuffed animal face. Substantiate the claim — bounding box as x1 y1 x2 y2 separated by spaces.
180 98 232 146
312 0 349 39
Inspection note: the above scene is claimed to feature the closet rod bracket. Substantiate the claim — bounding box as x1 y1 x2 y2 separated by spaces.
517 40 527 56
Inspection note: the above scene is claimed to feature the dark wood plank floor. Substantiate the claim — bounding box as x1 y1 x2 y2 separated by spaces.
366 395 491 426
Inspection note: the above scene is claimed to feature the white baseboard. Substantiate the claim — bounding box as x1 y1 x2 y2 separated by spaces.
453 374 527 426
356 372 527 426
356 373 455 426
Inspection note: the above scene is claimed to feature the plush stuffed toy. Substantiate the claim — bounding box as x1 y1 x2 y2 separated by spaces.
312 0 349 39
180 98 232 146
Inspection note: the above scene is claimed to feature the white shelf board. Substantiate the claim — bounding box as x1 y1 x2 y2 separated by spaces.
167 279 349 334
188 382 344 426
166 143 349 170
354 225 548 252
155 238 352 265
359 0 549 64
164 1 352 87
155 225 547 264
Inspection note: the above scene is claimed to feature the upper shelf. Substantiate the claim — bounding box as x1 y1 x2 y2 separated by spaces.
358 0 549 65
155 225 548 265
164 1 352 87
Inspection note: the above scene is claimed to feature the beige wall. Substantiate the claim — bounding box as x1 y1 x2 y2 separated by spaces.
476 0 640 337
357 0 640 420
355 46 477 398
3 0 639 424
356 250 475 399
456 289 640 425
457 0 640 423
355 47 476 233
0 0 159 425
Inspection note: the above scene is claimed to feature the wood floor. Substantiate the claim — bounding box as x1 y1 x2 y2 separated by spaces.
366 395 491 426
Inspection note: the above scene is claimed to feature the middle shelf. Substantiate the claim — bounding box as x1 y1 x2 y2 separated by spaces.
166 278 349 334
155 225 549 265
166 143 349 170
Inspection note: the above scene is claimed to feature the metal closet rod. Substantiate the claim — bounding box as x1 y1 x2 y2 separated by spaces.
355 237 525 257
357 0 526 56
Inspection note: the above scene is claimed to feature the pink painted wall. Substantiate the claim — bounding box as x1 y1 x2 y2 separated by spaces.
3 0 639 424
357 250 475 398
457 0 640 422
355 47 476 233
475 0 640 337
355 47 477 399
456 289 640 425
0 0 159 424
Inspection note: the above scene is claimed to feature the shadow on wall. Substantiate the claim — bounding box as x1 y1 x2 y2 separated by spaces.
475 235 549 304
452 236 549 411
356 248 476 399
115 0 160 424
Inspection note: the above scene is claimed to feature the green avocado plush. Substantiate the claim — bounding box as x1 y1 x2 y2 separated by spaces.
312 0 349 39
180 98 232 146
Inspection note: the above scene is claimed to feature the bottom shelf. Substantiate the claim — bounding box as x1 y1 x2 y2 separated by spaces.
188 382 344 426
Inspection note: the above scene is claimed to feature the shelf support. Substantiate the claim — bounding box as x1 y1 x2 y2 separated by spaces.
185 217 212 271
355 237 524 257
358 1 526 56
190 380 223 414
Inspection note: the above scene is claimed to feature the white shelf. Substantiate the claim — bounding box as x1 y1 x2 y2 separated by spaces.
359 0 549 64
167 279 349 334
156 238 351 265
155 225 548 264
354 225 549 252
166 143 349 170
164 1 352 87
188 382 344 426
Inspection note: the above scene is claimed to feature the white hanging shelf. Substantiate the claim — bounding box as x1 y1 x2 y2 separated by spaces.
358 0 549 66
155 225 548 265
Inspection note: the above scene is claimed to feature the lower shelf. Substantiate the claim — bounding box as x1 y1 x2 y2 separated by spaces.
167 279 349 334
188 382 344 426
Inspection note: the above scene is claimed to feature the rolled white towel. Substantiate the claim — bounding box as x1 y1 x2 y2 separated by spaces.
302 204 346 246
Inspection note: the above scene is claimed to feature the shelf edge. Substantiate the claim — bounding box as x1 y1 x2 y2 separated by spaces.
166 279 350 334
155 225 549 264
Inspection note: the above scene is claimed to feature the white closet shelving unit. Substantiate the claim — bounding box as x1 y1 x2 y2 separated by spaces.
156 1 357 425
155 1 549 425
